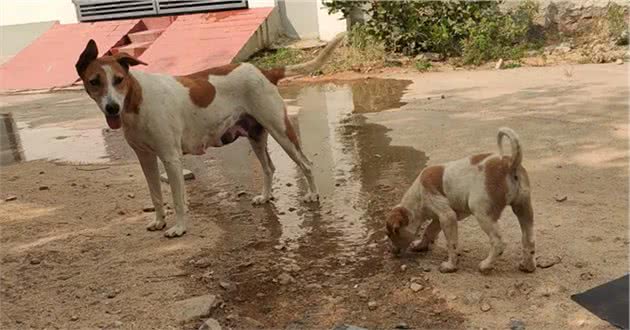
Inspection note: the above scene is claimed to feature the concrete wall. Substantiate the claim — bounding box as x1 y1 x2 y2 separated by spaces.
0 0 77 26
0 21 57 64
317 0 346 41
277 0 346 40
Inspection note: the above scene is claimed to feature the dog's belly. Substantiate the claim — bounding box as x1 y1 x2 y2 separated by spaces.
181 114 263 155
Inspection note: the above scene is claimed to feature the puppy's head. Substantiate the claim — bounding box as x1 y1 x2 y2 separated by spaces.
75 40 147 129
385 206 414 254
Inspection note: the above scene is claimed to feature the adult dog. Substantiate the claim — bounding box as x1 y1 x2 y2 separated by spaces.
75 33 346 237
386 128 535 273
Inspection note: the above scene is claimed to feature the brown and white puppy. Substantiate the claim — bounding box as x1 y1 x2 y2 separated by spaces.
75 33 346 238
386 128 535 274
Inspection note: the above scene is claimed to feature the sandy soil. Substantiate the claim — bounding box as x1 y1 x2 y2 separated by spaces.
1 63 628 330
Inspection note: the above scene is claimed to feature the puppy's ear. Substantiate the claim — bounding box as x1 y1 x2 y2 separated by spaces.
114 53 147 72
76 39 98 77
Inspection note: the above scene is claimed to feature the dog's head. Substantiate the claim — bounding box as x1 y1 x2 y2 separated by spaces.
385 206 414 254
75 39 147 129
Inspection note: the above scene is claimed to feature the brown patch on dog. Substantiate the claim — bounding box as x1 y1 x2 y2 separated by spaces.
484 156 511 219
386 206 410 238
205 63 241 76
176 76 216 108
124 74 143 114
420 166 445 195
470 153 492 165
260 67 285 85
284 109 300 148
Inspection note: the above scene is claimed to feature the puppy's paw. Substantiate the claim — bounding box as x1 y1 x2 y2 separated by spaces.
439 261 458 273
301 192 319 203
519 260 536 273
146 218 166 231
251 195 271 205
409 239 430 252
164 224 187 238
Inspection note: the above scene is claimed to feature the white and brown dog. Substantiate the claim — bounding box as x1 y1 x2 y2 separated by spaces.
386 128 535 273
75 33 346 238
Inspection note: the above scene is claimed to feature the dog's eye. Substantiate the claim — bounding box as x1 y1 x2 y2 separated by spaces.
113 76 124 86
89 78 100 87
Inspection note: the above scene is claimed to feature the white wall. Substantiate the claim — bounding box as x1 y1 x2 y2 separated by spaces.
317 0 346 41
249 0 275 8
0 0 77 26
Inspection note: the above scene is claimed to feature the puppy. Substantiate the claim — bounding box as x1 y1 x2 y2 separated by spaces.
386 128 535 273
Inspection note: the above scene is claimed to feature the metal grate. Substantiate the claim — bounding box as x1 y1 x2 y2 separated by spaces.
74 0 158 22
156 0 247 15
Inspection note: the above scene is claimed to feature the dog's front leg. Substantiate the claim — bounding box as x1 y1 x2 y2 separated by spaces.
135 149 166 231
162 156 188 238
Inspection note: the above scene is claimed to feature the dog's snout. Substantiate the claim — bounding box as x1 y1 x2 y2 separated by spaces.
105 103 120 115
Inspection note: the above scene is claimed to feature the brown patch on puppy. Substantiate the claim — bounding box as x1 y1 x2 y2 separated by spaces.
470 153 492 165
484 156 511 219
284 109 300 149
386 206 410 238
124 74 143 114
260 67 285 85
176 75 216 108
420 166 445 195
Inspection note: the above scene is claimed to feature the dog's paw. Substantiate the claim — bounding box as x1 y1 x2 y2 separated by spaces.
146 219 166 231
439 261 458 273
164 224 187 238
251 195 271 205
301 192 319 203
478 260 495 274
519 260 536 273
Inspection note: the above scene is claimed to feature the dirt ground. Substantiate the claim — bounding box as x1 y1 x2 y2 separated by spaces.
1 63 628 330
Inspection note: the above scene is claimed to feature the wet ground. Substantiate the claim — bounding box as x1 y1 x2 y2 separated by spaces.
1 63 628 329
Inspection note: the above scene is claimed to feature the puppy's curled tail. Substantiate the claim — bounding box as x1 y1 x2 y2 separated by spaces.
497 127 522 173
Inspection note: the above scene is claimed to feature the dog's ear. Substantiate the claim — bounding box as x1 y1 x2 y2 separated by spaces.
76 39 98 77
114 53 147 72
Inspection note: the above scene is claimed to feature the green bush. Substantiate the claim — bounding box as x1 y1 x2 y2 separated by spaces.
325 0 541 65
607 3 629 45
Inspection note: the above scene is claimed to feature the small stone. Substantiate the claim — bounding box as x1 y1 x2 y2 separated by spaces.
274 244 286 251
509 319 525 330
586 236 603 242
4 196 17 202
616 59 624 65
143 206 155 212
306 283 322 290
480 302 492 312
219 281 235 291
30 258 41 265
282 263 301 273
127 193 135 199
463 291 482 305
256 292 265 298
285 182 293 187
580 272 594 281
447 294 457 301
39 171 45 174
237 191 247 197
70 315 79 321
199 318 222 330
278 273 295 285
423 266 431 272
172 294 219 322
410 283 423 292
39 185 49 191
106 290 119 299
440 94 445 99
241 317 264 329
71 183 77 187
400 264 408 272
288 207 296 212
357 289 369 299
193 258 212 268
217 192 229 199
333 325 368 330
554 195 567 202
536 255 561 268
495 58 504 70
111 321 124 328
368 301 378 310
117 210 125 215
395 322 410 329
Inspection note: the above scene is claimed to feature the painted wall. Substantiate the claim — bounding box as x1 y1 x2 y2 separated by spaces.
316 0 346 41
0 21 57 64
0 0 77 26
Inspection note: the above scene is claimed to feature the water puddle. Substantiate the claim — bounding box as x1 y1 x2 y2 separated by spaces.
199 78 426 259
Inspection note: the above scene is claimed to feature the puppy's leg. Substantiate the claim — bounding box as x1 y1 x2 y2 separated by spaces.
429 197 459 273
512 196 536 272
410 219 441 252
249 132 275 205
473 211 505 273
134 149 166 231
161 156 188 238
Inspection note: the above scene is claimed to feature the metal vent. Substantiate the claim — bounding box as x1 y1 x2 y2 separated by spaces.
74 0 158 22
156 0 247 15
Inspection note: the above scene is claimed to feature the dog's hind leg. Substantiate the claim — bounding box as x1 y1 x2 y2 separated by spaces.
512 196 536 272
249 131 275 205
472 210 506 273
134 149 166 231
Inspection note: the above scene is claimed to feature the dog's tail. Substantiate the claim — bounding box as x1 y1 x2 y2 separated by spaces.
260 32 346 85
497 127 522 173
